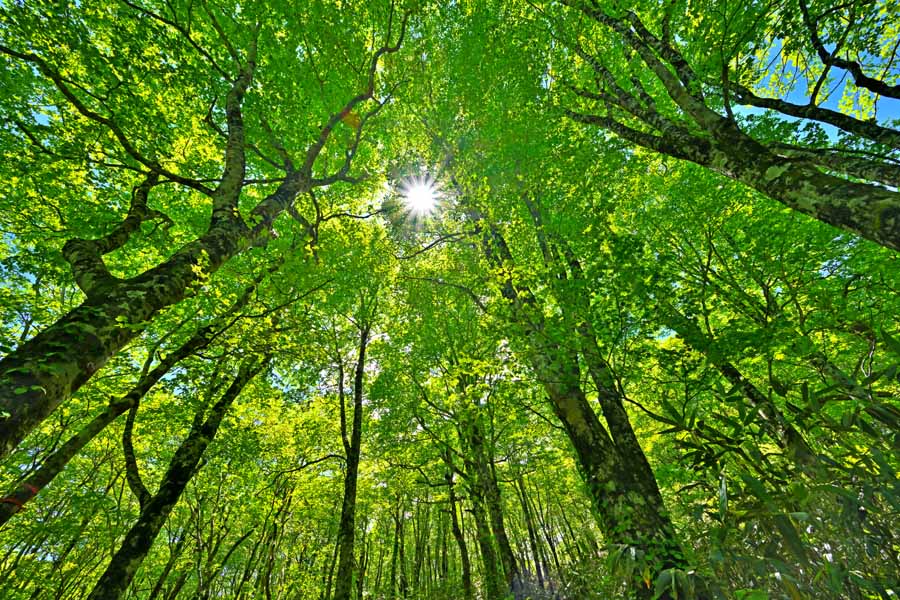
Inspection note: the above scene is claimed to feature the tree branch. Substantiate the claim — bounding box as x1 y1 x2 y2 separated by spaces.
62 171 167 296
0 44 214 195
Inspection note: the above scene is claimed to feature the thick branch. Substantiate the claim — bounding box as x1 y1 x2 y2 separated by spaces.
62 171 166 296
731 81 900 149
771 143 900 187
211 26 260 226
123 400 151 511
799 0 900 100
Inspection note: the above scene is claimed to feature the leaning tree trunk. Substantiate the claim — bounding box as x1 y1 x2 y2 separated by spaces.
0 21 406 459
85 357 266 600
478 220 696 599
529 341 689 600
0 276 263 525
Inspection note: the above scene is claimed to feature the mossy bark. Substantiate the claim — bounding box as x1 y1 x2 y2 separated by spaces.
0 276 262 523
85 358 264 600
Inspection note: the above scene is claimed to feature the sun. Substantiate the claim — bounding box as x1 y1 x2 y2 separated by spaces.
400 175 438 215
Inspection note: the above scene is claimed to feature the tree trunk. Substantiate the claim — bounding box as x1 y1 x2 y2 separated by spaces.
515 473 545 590
468 483 504 600
0 277 260 526
333 324 370 600
0 18 405 461
146 529 189 600
478 219 691 598
444 458 474 600
463 412 519 593
85 358 265 600
0 220 253 459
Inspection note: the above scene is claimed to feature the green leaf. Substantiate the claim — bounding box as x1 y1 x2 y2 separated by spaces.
774 514 807 563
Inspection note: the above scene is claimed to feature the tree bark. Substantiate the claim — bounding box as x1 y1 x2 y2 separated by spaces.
563 5 900 253
475 216 692 598
0 19 406 457
467 482 504 600
515 472 545 590
333 323 371 600
0 278 261 525
462 410 520 593
444 455 474 600
85 357 266 600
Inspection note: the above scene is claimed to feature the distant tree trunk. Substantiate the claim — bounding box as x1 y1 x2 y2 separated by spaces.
439 510 449 580
163 566 191 600
411 501 429 590
467 482 504 600
356 531 368 600
444 453 474 600
389 497 403 598
463 411 519 592
146 528 190 600
333 323 371 600
85 357 266 600
515 473 545 590
322 530 340 600
398 503 409 599
532 486 563 580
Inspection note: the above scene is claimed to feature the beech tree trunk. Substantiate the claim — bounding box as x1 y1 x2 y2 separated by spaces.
467 480 504 600
475 218 694 599
85 358 265 600
515 473 545 590
462 411 520 593
0 19 404 458
444 457 474 600
0 277 262 525
333 324 371 600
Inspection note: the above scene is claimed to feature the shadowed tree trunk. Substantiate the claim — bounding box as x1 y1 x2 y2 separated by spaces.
0 276 265 526
466 471 504 600
333 321 371 600
85 357 267 600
